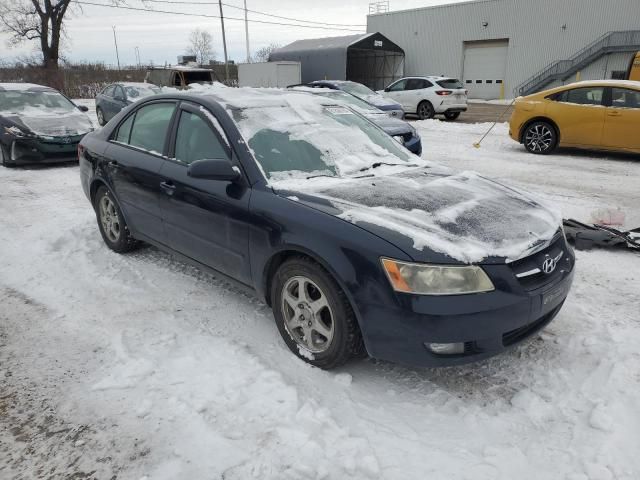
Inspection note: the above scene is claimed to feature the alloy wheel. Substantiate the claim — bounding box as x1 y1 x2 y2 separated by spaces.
99 195 121 243
281 275 334 353
418 102 434 120
525 124 554 153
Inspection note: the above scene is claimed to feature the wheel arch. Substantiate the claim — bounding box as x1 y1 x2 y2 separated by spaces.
519 117 561 144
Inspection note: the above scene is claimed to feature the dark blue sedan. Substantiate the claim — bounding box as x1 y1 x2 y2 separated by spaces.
79 88 574 369
95 82 160 126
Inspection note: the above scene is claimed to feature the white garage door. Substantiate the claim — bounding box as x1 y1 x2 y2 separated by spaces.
462 40 509 100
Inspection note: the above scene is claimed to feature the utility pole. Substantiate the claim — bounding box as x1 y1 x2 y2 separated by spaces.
244 0 250 62
134 46 141 68
112 26 121 70
218 0 229 81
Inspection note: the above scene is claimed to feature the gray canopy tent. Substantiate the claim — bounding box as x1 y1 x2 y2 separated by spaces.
269 32 405 91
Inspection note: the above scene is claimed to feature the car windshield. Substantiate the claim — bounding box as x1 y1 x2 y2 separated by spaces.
338 82 379 99
436 79 464 89
124 85 160 99
0 90 77 115
231 100 412 181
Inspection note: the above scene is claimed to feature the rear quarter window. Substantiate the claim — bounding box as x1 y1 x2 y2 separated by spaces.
437 79 463 89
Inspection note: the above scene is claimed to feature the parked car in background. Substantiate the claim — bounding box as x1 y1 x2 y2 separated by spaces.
307 80 404 118
1 83 93 167
509 80 640 155
79 88 573 370
381 76 468 120
145 66 220 89
95 82 161 126
290 85 421 155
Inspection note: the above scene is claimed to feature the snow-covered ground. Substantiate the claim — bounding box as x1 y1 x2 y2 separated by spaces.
1 105 639 480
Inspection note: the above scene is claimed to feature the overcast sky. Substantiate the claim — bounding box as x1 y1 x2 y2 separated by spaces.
1 0 468 66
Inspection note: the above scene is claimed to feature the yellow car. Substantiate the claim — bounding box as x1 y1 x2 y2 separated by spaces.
509 80 640 155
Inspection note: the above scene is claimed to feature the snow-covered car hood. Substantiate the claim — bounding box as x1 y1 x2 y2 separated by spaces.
1 109 93 138
276 167 562 265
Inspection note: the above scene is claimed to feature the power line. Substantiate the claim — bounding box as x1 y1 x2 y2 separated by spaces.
72 1 365 32
138 0 367 27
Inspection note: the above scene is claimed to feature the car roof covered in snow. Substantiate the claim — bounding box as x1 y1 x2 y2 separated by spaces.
188 86 338 110
0 83 56 92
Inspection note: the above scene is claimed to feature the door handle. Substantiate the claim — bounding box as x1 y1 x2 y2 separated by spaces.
160 181 176 196
108 160 119 169
607 111 622 117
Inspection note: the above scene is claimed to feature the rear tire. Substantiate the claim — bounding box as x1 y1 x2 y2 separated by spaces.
94 185 138 253
417 101 435 120
523 121 558 155
271 257 365 369
444 111 461 121
96 107 106 127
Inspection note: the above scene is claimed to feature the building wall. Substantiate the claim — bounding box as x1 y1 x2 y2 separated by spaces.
367 0 640 98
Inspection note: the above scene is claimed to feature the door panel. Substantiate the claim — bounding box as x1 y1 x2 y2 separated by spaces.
159 106 251 283
160 161 252 283
385 80 409 110
547 87 606 146
602 88 640 150
105 143 167 242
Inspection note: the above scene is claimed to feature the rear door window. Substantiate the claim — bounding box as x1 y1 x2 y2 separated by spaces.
406 79 428 90
126 103 176 154
103 85 116 97
563 87 605 106
611 88 640 109
115 114 134 143
174 110 229 165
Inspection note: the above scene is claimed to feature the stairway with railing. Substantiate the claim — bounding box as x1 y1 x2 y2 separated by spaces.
516 30 640 96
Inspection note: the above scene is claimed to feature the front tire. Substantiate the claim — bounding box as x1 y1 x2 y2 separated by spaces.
1 145 14 168
96 107 106 127
94 185 138 253
271 257 364 369
417 101 435 120
444 111 461 121
523 121 558 155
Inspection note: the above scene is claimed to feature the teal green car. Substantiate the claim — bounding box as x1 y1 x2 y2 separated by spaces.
0 83 94 167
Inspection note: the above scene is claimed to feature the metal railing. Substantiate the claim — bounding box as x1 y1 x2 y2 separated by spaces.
517 30 640 96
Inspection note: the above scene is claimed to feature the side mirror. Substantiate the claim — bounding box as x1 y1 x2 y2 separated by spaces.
77 105 89 112
187 159 240 181
384 87 390 92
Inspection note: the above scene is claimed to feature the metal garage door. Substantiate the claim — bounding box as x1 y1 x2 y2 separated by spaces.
462 40 509 100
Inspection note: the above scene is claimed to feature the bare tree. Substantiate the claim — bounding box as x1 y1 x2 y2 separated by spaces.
0 0 81 69
251 43 280 63
186 28 215 65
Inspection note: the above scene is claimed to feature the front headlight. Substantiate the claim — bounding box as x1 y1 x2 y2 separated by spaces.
4 126 36 138
381 258 494 295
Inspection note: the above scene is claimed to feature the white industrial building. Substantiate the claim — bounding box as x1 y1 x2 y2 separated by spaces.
367 0 640 99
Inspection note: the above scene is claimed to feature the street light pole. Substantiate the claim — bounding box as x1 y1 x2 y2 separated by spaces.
112 26 121 70
244 0 250 63
218 0 229 81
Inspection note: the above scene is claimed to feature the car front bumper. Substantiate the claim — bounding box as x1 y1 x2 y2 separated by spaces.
3 136 83 165
358 247 575 367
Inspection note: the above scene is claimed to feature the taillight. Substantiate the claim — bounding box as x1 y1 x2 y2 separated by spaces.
78 143 85 160
436 90 452 96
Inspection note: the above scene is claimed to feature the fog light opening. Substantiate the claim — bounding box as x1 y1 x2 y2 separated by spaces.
425 342 465 355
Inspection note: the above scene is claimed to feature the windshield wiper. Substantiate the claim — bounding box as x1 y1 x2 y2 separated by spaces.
358 162 419 173
305 173 337 180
